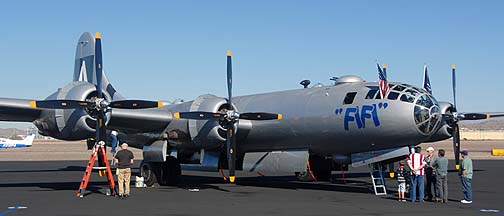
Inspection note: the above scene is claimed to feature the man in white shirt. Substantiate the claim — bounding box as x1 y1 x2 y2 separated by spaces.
408 146 427 202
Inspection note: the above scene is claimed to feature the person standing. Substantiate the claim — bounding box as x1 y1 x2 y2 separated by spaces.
424 147 438 201
114 143 134 198
433 149 449 203
460 150 473 204
408 146 426 202
396 161 408 202
111 131 119 153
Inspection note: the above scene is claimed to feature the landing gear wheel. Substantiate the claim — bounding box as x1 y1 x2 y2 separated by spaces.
158 156 181 186
140 160 159 187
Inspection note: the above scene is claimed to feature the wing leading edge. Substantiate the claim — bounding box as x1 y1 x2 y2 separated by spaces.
0 98 42 122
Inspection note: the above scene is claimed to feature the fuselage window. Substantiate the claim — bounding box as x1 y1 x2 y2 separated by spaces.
387 91 400 100
343 92 357 105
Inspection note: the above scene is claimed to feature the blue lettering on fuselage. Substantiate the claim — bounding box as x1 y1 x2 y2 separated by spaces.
336 103 388 130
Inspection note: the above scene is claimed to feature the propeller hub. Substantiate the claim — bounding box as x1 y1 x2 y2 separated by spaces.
455 113 465 120
225 110 240 122
96 98 109 110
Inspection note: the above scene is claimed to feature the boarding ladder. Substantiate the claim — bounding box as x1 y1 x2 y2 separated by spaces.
77 141 116 197
369 164 387 196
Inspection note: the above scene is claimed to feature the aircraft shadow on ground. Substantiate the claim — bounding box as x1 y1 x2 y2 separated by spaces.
0 165 86 173
0 181 109 193
0 168 438 195
0 173 374 194
174 173 376 194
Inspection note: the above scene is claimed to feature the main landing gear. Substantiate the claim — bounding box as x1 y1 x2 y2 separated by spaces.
296 155 333 182
140 156 181 187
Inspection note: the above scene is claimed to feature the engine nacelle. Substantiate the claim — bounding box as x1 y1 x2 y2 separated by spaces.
34 81 111 140
425 101 456 142
187 94 229 148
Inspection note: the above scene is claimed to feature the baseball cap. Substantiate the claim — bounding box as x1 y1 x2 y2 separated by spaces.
461 150 469 155
426 147 434 152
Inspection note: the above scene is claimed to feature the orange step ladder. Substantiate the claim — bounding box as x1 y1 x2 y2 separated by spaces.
77 141 116 197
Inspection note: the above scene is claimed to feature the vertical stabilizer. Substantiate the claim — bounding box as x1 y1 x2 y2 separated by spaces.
73 32 123 100
22 134 35 146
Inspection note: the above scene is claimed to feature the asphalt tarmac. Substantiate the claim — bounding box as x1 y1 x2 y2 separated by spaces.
0 159 503 216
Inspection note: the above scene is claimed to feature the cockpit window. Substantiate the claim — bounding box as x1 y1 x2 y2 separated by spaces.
413 87 428 94
400 94 415 103
374 92 381 99
365 86 379 99
343 92 357 105
387 92 400 100
416 95 434 108
393 85 406 92
405 89 419 97
365 89 378 99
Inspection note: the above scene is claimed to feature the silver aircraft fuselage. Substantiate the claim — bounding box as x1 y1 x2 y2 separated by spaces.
161 78 442 156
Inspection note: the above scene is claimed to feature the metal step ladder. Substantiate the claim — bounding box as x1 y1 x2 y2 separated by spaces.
369 164 387 196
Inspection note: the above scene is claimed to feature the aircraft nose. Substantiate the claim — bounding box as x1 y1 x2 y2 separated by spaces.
413 94 441 135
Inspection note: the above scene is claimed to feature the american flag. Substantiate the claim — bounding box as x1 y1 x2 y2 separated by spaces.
377 63 389 99
423 64 433 95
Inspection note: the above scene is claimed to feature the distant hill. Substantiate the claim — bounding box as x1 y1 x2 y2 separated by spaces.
0 128 28 139
0 119 503 138
460 119 504 130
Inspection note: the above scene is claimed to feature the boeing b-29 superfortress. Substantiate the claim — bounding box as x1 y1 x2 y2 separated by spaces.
0 32 501 187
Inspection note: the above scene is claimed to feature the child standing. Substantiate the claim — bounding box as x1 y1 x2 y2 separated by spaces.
396 161 408 202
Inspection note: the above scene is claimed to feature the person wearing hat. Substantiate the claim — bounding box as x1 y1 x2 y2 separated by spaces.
459 150 473 204
424 146 438 201
114 143 134 198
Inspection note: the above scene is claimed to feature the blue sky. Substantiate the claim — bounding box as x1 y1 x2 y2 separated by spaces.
0 1 503 128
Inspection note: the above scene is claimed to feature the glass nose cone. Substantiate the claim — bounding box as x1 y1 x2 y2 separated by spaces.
414 94 441 135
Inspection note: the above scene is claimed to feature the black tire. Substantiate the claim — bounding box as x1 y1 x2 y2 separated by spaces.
140 160 158 187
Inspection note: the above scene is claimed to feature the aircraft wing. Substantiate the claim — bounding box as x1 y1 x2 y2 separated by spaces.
108 108 172 133
0 98 41 122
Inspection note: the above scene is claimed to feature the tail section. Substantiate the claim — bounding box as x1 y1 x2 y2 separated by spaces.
73 32 123 100
22 134 35 146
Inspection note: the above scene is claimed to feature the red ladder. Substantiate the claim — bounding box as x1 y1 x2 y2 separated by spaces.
77 142 116 197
